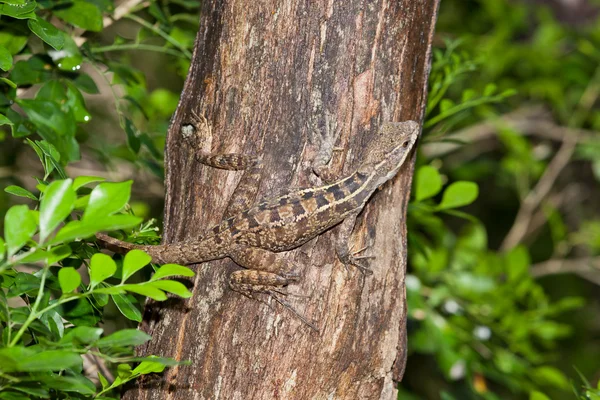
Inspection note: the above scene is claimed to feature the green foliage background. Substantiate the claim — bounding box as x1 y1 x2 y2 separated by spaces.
0 0 598 399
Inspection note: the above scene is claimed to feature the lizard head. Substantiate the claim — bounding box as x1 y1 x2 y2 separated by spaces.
357 120 420 188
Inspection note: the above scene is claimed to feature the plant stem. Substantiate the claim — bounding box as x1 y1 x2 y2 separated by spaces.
9 265 50 346
91 43 186 58
124 14 192 59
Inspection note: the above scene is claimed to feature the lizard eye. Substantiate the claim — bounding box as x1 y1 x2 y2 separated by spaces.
402 141 409 147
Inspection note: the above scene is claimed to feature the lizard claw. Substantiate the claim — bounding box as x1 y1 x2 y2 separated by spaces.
339 245 374 275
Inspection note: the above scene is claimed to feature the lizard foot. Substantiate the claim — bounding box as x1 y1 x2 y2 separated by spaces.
340 245 374 275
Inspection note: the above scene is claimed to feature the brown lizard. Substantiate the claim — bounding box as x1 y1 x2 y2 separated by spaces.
97 118 419 329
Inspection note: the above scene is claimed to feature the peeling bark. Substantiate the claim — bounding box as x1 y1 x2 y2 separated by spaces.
124 1 439 399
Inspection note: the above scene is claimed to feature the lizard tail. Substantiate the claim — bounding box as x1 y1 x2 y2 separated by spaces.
95 233 145 255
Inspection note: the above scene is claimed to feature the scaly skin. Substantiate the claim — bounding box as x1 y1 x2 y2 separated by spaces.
96 120 420 329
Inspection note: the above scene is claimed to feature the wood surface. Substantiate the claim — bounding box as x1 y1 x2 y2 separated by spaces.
124 1 439 398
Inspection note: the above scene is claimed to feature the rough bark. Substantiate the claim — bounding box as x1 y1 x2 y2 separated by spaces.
124 1 438 399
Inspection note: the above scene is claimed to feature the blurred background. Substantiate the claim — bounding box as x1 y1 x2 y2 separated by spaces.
0 0 598 399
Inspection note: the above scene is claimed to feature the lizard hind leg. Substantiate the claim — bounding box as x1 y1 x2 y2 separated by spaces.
228 246 317 330
228 270 318 332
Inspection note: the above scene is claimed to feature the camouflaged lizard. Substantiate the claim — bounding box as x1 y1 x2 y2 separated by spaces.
97 117 420 329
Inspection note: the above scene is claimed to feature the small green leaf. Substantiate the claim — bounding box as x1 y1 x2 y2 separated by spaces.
117 363 132 379
0 45 13 71
440 99 454 113
0 113 14 127
51 214 143 244
27 17 65 50
54 1 102 31
65 82 91 122
60 326 103 345
484 83 497 96
414 166 443 201
98 372 109 389
73 175 105 190
4 185 37 200
74 194 90 209
89 253 117 289
72 73 99 94
148 280 192 298
132 360 166 375
531 366 569 389
4 205 37 257
47 244 72 265
122 249 152 282
16 350 81 372
121 284 167 300
151 264 195 281
436 181 478 210
58 267 81 294
96 329 151 348
529 391 551 400
0 237 5 263
111 293 142 322
0 2 36 19
37 374 95 395
39 179 75 243
125 118 141 154
83 181 133 221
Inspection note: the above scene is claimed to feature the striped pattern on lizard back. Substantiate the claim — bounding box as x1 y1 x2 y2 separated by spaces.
215 171 371 252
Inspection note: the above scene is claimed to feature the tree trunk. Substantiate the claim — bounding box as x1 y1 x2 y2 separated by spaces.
124 1 439 399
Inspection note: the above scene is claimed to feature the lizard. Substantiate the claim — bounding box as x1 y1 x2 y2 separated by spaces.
96 118 420 329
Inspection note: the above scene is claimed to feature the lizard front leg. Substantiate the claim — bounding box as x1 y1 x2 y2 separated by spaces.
182 113 263 217
227 246 317 330
334 211 374 275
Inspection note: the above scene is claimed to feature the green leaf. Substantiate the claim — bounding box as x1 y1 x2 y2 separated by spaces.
436 181 478 210
125 118 141 154
0 113 14 128
0 237 5 263
6 272 41 297
0 2 36 19
96 329 151 348
16 350 81 372
60 326 103 345
148 280 192 298
121 283 167 300
39 179 75 243
414 166 443 201
18 100 79 163
132 360 166 375
532 366 569 389
54 1 102 31
73 175 105 190
111 293 142 322
529 391 551 400
122 249 152 282
27 17 65 50
117 363 132 379
4 185 37 200
72 73 99 94
83 181 133 221
484 83 497 96
51 214 143 244
58 267 81 294
37 374 95 395
98 372 109 389
47 244 72 265
150 264 195 281
65 82 91 122
4 205 37 257
89 253 117 289
0 45 12 71
0 347 35 372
